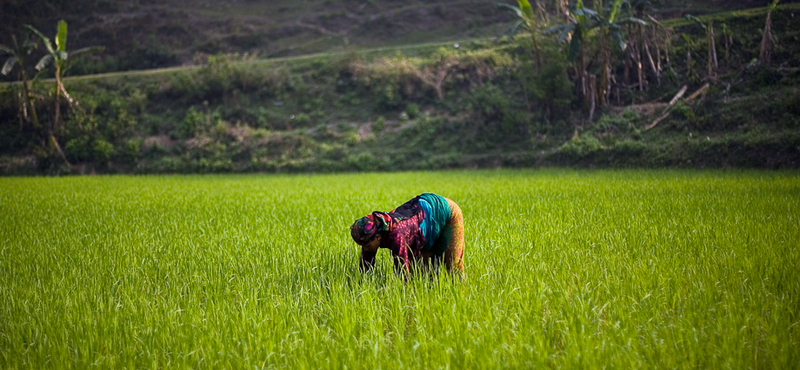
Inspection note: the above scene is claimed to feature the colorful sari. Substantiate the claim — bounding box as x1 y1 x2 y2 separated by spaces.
352 193 465 275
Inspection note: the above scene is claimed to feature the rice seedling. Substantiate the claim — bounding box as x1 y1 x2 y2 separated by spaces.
0 170 798 368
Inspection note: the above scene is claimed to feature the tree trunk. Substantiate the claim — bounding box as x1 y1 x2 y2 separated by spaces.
588 74 597 121
531 33 542 69
637 24 644 91
707 23 718 78
664 32 671 70
654 25 663 86
49 130 70 168
51 65 71 168
624 45 631 86
759 10 775 65
724 34 731 69
559 0 570 23
19 70 41 129
599 29 610 107
644 36 658 85
17 91 25 130
579 43 588 111
54 72 62 129
536 0 548 23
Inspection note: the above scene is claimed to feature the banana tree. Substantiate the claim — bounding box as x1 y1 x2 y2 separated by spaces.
544 0 595 108
545 0 645 109
604 0 648 97
684 15 718 79
497 0 546 67
26 20 104 167
760 0 780 65
720 23 733 69
27 21 104 127
1 30 41 130
621 0 669 91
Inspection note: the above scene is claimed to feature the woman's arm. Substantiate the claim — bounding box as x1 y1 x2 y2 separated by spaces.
360 249 377 273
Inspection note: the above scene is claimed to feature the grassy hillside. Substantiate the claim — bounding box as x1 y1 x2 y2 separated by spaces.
0 0 518 79
2 0 798 80
1 4 799 174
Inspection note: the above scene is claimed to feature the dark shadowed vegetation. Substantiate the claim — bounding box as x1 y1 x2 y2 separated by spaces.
1 1 800 174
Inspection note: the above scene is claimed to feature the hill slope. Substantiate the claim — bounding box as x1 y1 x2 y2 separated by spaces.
2 0 798 80
1 3 799 174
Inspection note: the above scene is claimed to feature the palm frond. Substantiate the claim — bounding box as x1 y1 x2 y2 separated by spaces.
36 54 54 71
496 2 524 19
0 44 13 55
684 15 706 29
497 20 525 41
609 26 627 51
25 25 55 54
573 8 598 18
516 0 534 19
609 0 623 23
568 26 583 61
2 56 19 75
71 46 105 56
544 23 576 36
617 17 648 26
56 20 68 52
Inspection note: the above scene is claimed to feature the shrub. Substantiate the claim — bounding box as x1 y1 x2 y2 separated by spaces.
612 139 647 154
373 116 386 133
345 152 383 171
297 113 313 125
406 103 420 119
214 120 229 137
559 134 604 157
93 139 115 163
672 101 696 124
124 139 142 162
471 85 528 135
528 59 574 113
65 137 92 161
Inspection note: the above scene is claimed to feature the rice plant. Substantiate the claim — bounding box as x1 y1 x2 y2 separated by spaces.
0 170 798 368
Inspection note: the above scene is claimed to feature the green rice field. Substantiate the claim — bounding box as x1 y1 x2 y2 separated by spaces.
1 170 798 369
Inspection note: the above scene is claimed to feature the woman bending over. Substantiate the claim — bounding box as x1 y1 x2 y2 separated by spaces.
350 193 464 276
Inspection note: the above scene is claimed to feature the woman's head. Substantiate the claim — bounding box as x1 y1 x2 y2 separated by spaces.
350 212 393 249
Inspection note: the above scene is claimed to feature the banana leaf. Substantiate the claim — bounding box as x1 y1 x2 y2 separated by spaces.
568 25 583 61
496 3 524 19
35 54 53 71
71 46 105 56
544 23 577 44
25 25 55 54
517 0 534 19
609 0 623 24
56 20 67 52
497 20 525 41
2 56 18 75
617 17 648 26
609 24 627 51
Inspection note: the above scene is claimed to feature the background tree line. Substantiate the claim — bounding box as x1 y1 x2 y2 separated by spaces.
1 1 798 173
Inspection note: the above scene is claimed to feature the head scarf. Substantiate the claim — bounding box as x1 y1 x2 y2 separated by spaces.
350 212 394 245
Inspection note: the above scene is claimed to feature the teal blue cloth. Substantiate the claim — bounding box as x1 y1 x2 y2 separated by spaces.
418 193 451 251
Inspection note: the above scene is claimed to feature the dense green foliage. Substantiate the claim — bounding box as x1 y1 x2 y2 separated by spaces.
1 5 800 174
2 0 788 78
1 170 798 368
